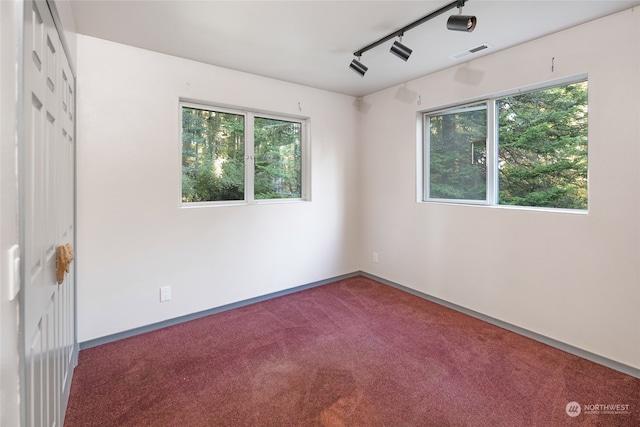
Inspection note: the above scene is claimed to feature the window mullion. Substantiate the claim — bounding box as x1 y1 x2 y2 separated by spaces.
423 115 431 201
486 100 498 205
245 113 255 203
301 121 310 200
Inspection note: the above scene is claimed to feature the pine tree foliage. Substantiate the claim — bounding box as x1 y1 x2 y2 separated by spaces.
427 81 588 209
429 104 487 200
182 107 245 202
254 117 302 200
181 107 302 202
498 82 588 209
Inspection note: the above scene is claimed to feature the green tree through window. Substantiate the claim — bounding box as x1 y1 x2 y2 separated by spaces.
428 104 487 200
181 105 305 204
425 80 588 210
181 107 245 202
254 117 302 199
498 82 588 209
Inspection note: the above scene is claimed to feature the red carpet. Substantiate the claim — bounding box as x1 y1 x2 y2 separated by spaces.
64 276 639 426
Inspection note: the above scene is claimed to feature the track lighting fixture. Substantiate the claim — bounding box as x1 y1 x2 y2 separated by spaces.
447 10 476 32
349 56 368 77
349 0 476 76
448 0 476 32
390 35 412 61
447 15 476 32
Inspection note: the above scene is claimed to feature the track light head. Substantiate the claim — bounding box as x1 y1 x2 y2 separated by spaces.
390 39 412 61
349 58 368 76
447 14 476 32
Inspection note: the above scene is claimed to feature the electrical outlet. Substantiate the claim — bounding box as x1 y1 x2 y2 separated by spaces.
160 286 172 302
372 252 379 263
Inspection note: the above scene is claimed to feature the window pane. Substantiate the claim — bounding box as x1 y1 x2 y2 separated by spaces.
428 104 487 200
181 107 245 202
254 117 302 199
497 82 588 209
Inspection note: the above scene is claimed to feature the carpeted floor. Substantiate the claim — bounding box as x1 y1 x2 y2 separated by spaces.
64 276 640 426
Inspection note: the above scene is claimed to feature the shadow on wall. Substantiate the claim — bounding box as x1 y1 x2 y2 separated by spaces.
454 64 485 86
353 98 372 114
394 85 419 104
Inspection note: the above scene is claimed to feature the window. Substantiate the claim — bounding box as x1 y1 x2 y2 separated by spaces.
427 103 487 201
254 117 303 200
181 102 307 204
424 79 588 210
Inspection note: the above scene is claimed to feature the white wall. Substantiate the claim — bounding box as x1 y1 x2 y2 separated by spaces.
359 8 640 369
1 1 22 425
51 0 77 69
76 35 361 342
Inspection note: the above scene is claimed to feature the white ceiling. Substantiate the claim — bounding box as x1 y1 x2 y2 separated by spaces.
69 0 640 97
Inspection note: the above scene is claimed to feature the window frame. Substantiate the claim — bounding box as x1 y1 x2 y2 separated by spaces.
180 100 310 207
420 75 588 212
423 102 492 205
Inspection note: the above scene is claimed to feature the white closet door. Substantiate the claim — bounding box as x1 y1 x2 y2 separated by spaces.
22 1 76 425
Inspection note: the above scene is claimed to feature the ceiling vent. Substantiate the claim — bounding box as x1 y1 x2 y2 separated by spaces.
450 43 492 60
